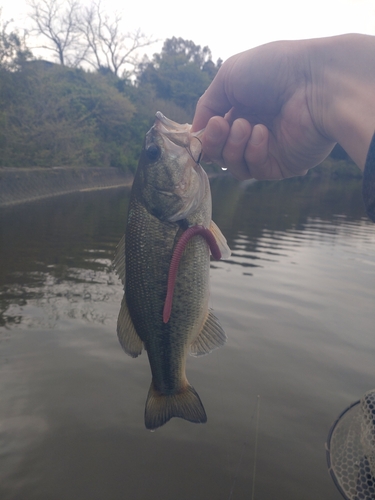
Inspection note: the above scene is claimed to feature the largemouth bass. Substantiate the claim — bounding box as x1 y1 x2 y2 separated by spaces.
114 112 230 430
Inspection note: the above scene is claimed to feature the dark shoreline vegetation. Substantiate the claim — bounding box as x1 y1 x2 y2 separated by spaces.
0 8 359 182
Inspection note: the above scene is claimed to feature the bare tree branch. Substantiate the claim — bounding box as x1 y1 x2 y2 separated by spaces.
78 1 156 77
27 0 86 66
26 0 156 77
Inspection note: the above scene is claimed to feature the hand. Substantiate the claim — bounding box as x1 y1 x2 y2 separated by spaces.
192 35 375 180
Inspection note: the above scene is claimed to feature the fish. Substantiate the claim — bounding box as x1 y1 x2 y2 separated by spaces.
114 111 231 430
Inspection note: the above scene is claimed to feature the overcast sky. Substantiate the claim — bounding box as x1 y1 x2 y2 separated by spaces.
2 0 375 63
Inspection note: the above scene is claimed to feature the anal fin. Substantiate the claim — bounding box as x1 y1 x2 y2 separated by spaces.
117 295 143 358
113 235 125 284
189 309 227 357
145 381 207 430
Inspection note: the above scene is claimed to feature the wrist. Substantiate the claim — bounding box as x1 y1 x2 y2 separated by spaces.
307 34 375 169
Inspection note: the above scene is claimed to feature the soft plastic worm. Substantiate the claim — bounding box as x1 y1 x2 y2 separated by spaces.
163 225 221 323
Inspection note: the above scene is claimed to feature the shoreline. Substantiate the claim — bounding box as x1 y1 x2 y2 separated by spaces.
0 167 133 208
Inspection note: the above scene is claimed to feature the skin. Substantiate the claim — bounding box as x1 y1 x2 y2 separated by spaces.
191 34 375 180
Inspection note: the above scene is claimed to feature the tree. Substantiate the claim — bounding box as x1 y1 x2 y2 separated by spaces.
28 0 84 66
156 37 213 68
0 11 32 70
78 1 155 77
137 37 221 115
0 62 136 168
27 0 155 76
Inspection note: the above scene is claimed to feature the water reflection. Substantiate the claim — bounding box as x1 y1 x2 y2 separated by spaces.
0 176 374 500
0 188 129 329
2 265 122 328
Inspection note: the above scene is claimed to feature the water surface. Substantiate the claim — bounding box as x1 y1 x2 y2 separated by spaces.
0 175 374 500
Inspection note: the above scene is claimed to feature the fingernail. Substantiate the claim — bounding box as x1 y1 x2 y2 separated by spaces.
250 125 264 146
206 118 224 142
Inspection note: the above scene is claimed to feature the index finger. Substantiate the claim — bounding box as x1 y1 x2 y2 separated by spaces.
191 72 233 132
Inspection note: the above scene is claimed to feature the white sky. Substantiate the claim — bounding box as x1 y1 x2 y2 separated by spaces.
2 0 375 64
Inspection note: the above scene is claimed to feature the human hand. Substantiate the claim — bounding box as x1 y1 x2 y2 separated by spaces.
192 36 375 180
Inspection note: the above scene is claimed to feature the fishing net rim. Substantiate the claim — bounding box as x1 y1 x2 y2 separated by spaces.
326 399 361 500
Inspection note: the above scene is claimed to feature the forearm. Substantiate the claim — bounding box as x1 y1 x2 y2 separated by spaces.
307 34 375 169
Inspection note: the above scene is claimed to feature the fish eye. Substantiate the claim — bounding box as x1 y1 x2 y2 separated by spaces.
146 144 161 162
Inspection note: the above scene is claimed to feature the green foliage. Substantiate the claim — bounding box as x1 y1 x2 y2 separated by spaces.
0 61 135 168
0 32 221 171
0 15 32 70
137 37 221 116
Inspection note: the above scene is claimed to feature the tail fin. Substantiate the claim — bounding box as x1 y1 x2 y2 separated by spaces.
144 381 207 430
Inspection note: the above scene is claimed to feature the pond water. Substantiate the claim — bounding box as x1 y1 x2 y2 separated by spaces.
0 174 374 500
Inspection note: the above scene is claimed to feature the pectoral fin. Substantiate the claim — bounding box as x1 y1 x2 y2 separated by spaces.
117 296 143 358
113 235 125 284
209 221 231 259
189 310 227 357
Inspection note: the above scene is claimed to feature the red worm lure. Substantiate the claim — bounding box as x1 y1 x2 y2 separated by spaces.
163 225 221 323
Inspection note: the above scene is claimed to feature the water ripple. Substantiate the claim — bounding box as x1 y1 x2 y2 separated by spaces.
0 266 123 329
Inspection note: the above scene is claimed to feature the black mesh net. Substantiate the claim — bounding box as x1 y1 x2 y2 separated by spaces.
326 390 375 499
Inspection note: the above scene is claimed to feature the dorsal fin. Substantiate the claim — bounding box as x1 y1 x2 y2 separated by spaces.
189 310 227 357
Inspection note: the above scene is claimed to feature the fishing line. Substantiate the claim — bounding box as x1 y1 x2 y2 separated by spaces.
251 395 261 500
214 346 227 437
227 394 261 500
186 136 203 164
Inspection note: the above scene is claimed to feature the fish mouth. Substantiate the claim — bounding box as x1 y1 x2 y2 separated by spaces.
155 111 191 136
154 112 204 164
154 111 204 137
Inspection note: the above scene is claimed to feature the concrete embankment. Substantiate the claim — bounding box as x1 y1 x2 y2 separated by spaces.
0 167 133 208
